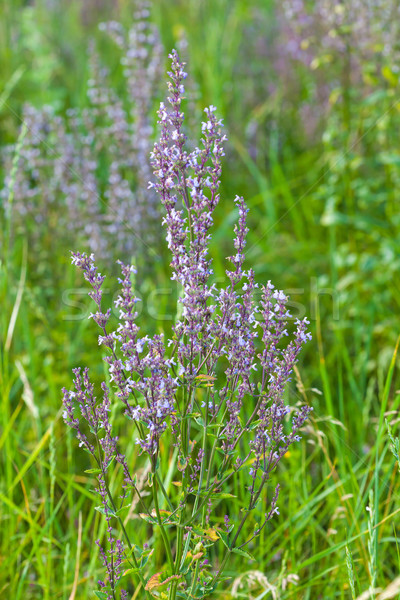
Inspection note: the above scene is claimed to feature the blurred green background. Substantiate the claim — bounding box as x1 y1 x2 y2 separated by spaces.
1 0 400 598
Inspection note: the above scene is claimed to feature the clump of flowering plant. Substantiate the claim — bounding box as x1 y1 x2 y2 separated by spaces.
63 50 312 600
270 0 400 139
2 1 162 266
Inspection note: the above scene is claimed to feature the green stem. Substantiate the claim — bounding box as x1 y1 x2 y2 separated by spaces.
153 474 175 573
188 560 201 598
179 412 210 570
103 478 151 598
169 523 184 600
209 470 270 591
209 511 248 590
156 470 174 511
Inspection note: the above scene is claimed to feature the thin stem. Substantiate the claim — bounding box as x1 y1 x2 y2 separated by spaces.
103 477 151 598
208 469 273 592
153 472 175 573
182 450 252 528
209 508 249 590
156 471 174 511
178 404 210 573
188 560 201 598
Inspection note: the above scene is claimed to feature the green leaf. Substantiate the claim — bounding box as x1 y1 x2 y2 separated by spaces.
232 547 255 561
218 531 230 548
115 504 130 515
84 468 102 474
123 567 140 576
93 591 108 599
205 422 222 430
177 456 189 471
94 504 116 518
138 512 158 524
209 493 236 500
185 412 201 419
140 549 154 569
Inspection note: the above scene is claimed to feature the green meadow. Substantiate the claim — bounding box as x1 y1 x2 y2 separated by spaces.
1 1 400 598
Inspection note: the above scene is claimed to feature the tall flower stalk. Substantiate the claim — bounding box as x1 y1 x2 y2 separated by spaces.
63 50 312 600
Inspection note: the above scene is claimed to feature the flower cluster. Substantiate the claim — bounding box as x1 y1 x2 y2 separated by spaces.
2 2 162 267
245 0 400 142
281 0 400 66
64 50 312 599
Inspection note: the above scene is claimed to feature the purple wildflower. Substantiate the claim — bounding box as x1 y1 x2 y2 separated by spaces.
64 49 312 598
2 6 164 266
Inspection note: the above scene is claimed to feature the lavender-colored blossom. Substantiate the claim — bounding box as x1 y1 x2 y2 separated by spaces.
281 0 400 65
64 50 312 598
246 0 400 143
277 0 400 108
1 5 163 267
